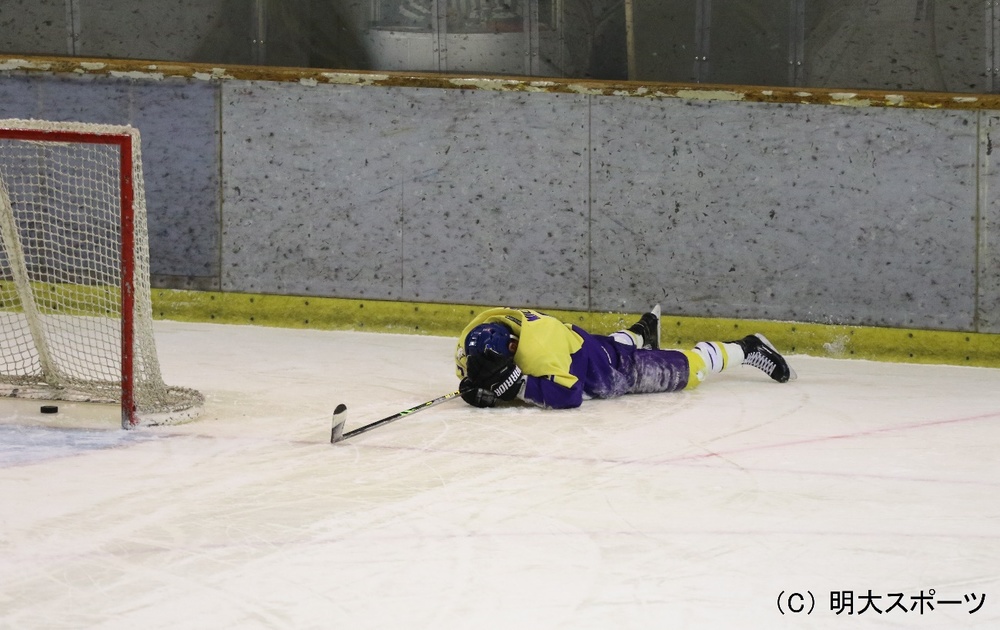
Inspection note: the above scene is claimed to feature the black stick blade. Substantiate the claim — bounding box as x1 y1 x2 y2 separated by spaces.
331 404 348 443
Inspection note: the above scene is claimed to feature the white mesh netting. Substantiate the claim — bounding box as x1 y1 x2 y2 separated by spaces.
0 119 202 427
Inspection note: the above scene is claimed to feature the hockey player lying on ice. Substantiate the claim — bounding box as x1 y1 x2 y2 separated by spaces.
455 306 796 409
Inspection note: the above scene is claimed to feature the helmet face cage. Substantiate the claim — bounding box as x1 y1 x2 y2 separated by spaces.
465 323 513 359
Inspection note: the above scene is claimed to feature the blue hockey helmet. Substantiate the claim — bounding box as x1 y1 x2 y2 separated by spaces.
464 322 515 359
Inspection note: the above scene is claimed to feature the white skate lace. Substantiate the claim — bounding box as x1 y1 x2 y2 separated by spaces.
744 351 777 376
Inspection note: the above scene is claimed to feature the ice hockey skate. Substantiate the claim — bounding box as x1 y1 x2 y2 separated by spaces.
628 304 661 350
732 333 796 383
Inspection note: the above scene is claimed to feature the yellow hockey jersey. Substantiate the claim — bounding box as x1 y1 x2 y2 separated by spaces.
455 308 584 389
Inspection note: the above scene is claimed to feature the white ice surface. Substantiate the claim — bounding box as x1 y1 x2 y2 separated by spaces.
1 320 999 629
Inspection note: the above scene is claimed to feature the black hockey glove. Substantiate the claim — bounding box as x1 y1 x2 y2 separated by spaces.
460 377 497 408
467 350 524 402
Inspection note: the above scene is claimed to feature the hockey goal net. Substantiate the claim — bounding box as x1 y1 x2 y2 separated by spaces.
0 119 202 428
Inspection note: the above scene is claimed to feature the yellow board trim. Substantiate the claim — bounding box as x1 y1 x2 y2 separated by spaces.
0 280 120 317
151 289 1000 368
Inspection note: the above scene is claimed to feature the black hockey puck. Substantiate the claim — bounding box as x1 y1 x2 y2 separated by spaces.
40 405 58 414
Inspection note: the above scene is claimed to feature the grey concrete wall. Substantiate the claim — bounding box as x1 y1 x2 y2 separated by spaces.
0 74 221 288
982 114 1000 331
0 66 997 334
0 0 67 56
222 82 591 307
0 0 240 62
3 1 995 91
590 98 980 328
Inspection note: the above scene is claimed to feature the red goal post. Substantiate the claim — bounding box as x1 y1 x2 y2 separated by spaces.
0 119 202 427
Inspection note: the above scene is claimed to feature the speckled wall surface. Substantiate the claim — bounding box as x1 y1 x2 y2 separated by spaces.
0 74 220 287
76 0 230 61
221 81 988 332
0 69 997 333
981 114 1000 331
3 0 236 62
0 1 66 56
590 97 979 330
221 81 590 309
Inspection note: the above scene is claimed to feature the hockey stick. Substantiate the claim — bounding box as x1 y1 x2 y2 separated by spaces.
331 390 462 443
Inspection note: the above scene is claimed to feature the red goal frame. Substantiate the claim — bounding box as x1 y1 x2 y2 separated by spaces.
0 125 138 427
